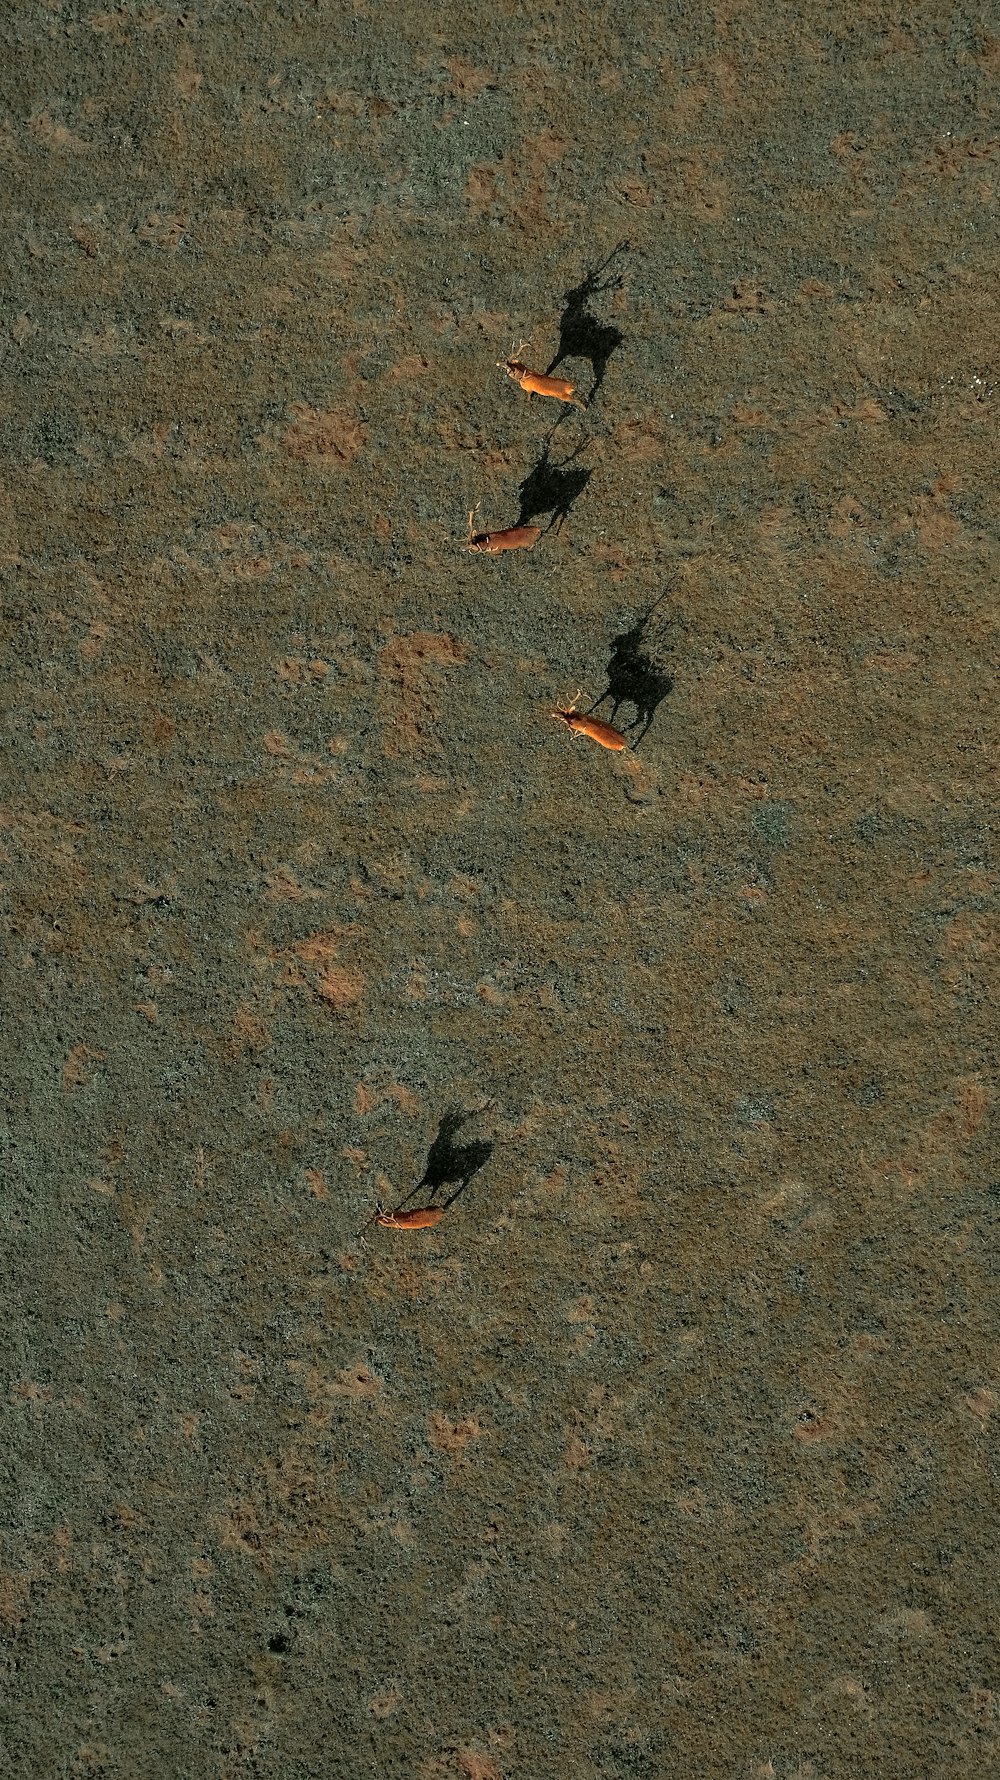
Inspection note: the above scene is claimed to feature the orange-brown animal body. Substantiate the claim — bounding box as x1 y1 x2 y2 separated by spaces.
376 1206 444 1230
500 357 585 410
552 698 627 752
467 511 541 554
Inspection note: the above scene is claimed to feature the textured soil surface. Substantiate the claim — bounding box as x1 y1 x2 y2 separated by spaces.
3 3 999 1776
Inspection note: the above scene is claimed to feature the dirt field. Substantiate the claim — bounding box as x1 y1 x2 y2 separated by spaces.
3 2 999 1775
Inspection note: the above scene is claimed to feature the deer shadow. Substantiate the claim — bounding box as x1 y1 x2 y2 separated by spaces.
546 241 628 403
393 1107 494 1213
588 594 675 745
516 436 592 532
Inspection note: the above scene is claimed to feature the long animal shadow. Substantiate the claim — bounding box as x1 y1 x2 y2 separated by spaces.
546 241 628 402
588 594 676 745
516 436 592 531
393 1107 494 1212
